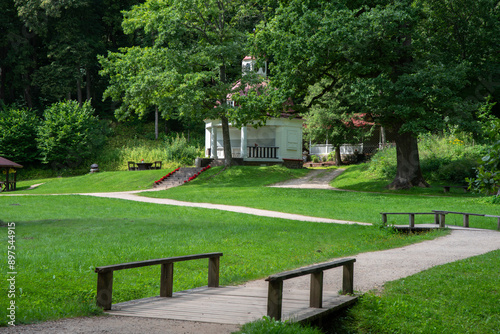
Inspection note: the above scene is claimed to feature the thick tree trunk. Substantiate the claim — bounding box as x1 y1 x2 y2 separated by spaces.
387 131 429 190
219 63 233 166
220 115 233 167
334 144 342 166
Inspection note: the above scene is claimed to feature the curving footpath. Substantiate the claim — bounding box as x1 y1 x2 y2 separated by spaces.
4 170 500 334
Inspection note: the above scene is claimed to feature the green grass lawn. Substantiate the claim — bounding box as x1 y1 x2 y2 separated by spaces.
337 250 500 334
14 170 171 194
142 166 500 230
1 164 499 333
0 195 444 326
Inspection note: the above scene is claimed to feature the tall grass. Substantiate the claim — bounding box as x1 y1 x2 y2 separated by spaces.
96 133 203 171
369 133 486 184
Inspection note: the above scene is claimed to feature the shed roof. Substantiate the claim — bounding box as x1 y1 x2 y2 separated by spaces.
0 157 23 168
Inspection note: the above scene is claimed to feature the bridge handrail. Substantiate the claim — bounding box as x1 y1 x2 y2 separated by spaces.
265 258 355 320
95 252 222 310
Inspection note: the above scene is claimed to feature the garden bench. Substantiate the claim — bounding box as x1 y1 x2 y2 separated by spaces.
94 252 222 310
265 258 355 320
380 212 441 228
127 161 137 171
442 185 469 193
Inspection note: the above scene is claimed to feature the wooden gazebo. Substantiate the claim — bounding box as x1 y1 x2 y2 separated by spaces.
0 157 23 192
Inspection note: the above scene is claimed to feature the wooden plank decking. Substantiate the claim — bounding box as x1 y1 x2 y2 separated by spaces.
106 286 357 325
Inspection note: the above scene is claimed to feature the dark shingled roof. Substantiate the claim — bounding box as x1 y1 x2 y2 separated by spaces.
0 157 23 168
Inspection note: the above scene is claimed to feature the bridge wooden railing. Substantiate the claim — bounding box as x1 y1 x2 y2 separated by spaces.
381 211 500 230
432 210 500 229
380 212 441 228
94 252 222 310
265 258 355 320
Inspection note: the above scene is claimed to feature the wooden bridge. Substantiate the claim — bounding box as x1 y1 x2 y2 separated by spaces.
95 253 357 325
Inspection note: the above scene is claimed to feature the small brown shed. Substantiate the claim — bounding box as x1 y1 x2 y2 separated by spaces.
0 157 23 192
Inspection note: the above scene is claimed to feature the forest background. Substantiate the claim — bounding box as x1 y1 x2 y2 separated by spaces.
0 0 499 193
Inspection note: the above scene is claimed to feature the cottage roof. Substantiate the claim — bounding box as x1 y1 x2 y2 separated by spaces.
0 157 23 168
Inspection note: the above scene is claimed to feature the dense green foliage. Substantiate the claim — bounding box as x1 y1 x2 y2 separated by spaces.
251 0 500 188
369 133 484 184
0 105 40 163
467 100 500 196
1 0 140 110
100 0 273 165
36 100 106 169
0 194 443 326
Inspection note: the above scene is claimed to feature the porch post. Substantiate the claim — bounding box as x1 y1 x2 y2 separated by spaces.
241 126 248 159
210 125 218 159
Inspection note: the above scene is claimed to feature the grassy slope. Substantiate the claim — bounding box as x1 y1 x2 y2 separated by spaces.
1 164 499 332
14 169 171 194
143 166 499 230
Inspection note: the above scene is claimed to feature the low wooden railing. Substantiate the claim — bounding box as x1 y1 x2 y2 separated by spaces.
433 210 500 229
381 212 441 228
94 252 222 310
247 146 279 159
381 211 500 230
265 258 355 320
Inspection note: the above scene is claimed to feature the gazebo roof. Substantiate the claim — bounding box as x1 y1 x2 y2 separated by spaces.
0 157 23 168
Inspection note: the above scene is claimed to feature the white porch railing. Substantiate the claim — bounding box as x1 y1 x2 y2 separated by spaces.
247 146 279 159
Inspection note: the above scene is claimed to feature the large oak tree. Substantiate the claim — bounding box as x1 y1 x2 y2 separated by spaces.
252 0 499 189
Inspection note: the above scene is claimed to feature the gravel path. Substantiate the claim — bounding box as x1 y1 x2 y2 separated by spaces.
4 169 500 334
269 168 346 189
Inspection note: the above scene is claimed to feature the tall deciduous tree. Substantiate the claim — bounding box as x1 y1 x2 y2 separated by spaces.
252 0 499 189
303 80 370 166
2 0 141 110
100 0 269 166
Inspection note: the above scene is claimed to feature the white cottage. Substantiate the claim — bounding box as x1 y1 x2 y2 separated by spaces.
204 57 304 168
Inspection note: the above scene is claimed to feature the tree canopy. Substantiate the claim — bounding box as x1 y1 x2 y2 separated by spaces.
100 0 275 165
252 0 500 188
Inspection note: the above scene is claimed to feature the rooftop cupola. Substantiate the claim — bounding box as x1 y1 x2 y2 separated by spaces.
242 56 267 77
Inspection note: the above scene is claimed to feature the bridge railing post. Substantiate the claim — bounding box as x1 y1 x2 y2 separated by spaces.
160 263 174 297
310 271 323 308
342 262 354 295
208 255 220 287
96 271 113 310
267 280 283 320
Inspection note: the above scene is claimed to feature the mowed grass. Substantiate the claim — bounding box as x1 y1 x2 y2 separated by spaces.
0 195 445 326
339 250 500 334
14 170 171 194
143 166 500 230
